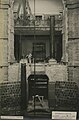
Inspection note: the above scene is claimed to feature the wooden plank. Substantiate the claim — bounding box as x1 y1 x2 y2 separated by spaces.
21 63 27 112
48 82 55 109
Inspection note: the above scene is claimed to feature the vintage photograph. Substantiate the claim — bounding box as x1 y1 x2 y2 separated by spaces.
0 0 79 120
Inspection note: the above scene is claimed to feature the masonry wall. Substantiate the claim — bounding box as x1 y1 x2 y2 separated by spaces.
66 0 79 87
8 62 68 82
0 0 15 82
0 1 16 113
0 0 9 83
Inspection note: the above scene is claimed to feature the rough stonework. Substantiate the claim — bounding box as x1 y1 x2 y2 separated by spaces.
8 62 68 82
8 0 15 63
46 64 68 82
64 0 79 85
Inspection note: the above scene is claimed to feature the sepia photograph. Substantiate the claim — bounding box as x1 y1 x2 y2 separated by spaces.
0 0 79 120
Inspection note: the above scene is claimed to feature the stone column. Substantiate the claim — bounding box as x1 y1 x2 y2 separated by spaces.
62 0 68 63
50 16 55 58
8 0 15 63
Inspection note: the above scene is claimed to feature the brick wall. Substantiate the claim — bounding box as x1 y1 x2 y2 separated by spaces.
0 81 21 115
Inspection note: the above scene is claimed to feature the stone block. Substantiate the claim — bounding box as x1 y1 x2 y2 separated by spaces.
0 40 8 66
0 67 8 83
68 66 79 87
68 40 79 66
46 65 68 82
68 8 79 38
8 63 20 82
8 5 15 63
0 10 8 38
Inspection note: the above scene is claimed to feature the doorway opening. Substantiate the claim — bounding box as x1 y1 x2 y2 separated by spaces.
27 74 49 112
